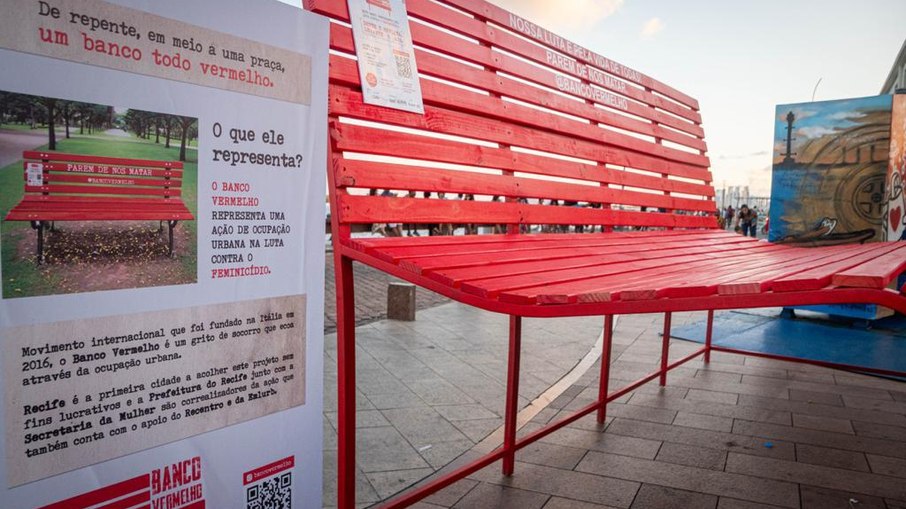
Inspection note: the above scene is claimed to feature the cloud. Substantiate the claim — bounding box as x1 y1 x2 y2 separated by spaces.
493 0 623 33
828 110 865 121
640 17 665 38
718 150 769 160
796 126 837 139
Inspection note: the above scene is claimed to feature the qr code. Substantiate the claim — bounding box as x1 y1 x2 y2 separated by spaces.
394 54 412 79
246 472 292 509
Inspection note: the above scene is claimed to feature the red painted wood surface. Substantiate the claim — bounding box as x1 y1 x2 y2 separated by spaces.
26 162 183 178
333 124 713 197
24 151 182 169
26 173 182 188
312 0 715 232
771 242 905 292
7 152 193 222
831 245 906 288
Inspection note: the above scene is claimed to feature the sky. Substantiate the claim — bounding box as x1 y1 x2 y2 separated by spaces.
491 0 906 197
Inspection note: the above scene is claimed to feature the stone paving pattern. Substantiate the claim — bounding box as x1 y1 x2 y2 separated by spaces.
324 252 450 334
322 303 605 506
323 303 906 508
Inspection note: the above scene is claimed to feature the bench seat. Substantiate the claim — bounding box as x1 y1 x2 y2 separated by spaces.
7 196 193 222
5 151 193 262
346 231 906 313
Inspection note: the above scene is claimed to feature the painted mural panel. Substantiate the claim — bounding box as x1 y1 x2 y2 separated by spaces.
886 94 906 241
768 95 892 245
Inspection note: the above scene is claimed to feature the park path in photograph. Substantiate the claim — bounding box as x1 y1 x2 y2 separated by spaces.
0 128 52 167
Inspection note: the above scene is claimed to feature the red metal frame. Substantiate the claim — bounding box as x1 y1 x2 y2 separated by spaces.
596 314 614 424
332 247 906 509
502 316 522 476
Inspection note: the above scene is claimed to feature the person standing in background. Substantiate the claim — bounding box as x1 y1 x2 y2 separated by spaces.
724 205 735 230
736 204 757 238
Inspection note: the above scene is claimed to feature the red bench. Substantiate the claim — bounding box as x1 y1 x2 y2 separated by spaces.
6 151 193 263
306 0 906 507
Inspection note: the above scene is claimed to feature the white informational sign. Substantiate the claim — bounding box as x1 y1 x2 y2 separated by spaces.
0 0 327 507
347 0 425 114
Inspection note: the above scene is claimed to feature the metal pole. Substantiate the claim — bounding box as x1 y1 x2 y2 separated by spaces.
596 315 614 424
336 255 356 509
659 312 672 386
502 315 522 475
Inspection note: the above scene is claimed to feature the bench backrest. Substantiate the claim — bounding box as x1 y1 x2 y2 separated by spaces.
22 151 184 201
307 0 717 240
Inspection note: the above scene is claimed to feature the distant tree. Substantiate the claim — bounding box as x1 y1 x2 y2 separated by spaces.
177 116 195 162
61 101 73 139
163 114 174 148
42 97 57 150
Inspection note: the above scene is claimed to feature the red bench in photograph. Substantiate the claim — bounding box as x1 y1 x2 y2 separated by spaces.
306 0 906 507
6 151 193 263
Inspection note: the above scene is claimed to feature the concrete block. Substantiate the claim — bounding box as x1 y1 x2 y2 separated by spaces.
388 281 416 321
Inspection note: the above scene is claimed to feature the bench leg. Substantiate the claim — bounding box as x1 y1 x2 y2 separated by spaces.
659 312 672 386
33 221 44 264
167 221 177 256
704 309 714 363
596 314 614 424
336 255 357 509
502 315 522 476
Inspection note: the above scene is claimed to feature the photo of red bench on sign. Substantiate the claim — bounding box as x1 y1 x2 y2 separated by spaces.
0 92 198 298
7 150 194 263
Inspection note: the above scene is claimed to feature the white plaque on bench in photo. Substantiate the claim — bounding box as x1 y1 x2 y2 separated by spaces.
26 163 43 186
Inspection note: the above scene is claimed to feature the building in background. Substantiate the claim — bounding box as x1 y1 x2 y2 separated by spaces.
882 38 906 94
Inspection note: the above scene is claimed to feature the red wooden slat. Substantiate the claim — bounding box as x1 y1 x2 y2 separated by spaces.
419 234 756 287
718 244 883 294
310 0 700 116
9 202 192 211
544 243 796 304
25 185 182 197
439 0 699 110
434 238 761 293
400 230 742 266
332 124 714 197
327 29 706 142
490 245 766 304
26 161 183 178
6 210 193 221
29 173 183 188
772 243 906 292
351 229 704 251
387 231 734 268
24 151 183 169
330 61 710 169
831 245 906 288
339 195 715 228
331 86 711 182
469 241 771 300
16 195 191 206
645 245 861 299
337 161 714 213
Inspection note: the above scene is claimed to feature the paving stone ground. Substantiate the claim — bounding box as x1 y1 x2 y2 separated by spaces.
322 304 906 508
324 250 450 334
